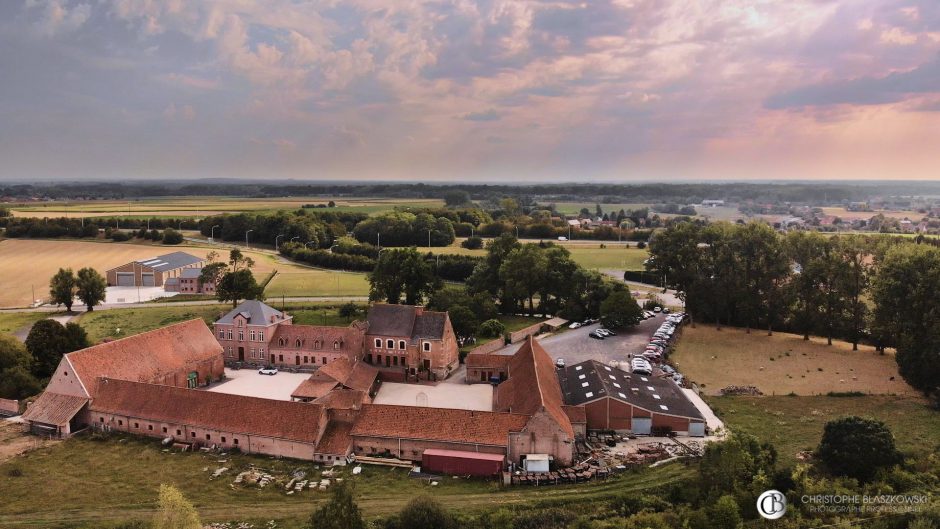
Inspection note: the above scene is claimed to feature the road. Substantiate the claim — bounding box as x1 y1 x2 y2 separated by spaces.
600 269 685 307
0 296 370 315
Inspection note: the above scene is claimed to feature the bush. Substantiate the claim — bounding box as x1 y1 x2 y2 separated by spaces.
109 230 131 242
817 416 902 482
461 236 484 249
162 229 184 245
479 319 506 338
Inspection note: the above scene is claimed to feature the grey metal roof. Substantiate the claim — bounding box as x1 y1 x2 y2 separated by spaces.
557 360 702 420
135 251 204 272
215 300 287 326
180 268 203 279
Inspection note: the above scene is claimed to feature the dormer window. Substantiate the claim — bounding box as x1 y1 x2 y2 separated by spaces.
334 341 340 349
374 338 381 348
295 338 303 348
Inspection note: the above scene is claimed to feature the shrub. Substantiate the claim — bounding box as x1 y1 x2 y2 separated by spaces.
817 416 902 482
461 236 484 250
162 229 184 245
479 319 506 338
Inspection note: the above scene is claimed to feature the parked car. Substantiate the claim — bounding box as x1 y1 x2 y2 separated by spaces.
569 322 582 329
662 307 671 314
258 366 278 376
595 329 611 337
653 306 662 313
555 358 566 368
631 365 652 376
589 331 604 340
600 328 617 336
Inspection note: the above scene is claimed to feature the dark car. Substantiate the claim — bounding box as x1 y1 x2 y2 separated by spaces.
589 331 604 339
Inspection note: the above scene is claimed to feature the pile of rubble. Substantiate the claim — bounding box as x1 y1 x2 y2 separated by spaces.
233 468 276 488
203 521 279 529
720 385 763 396
509 460 611 486
230 466 343 494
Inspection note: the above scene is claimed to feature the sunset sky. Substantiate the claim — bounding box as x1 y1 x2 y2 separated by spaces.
1 0 938 182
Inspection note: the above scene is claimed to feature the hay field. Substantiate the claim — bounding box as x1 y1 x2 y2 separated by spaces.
819 206 923 221
671 326 917 396
9 197 443 218
0 239 287 307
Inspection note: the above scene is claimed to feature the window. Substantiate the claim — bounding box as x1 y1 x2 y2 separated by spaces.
206 434 211 440
233 438 239 445
314 340 320 349
176 429 182 435
295 338 303 347
258 331 264 341
322 357 327 364
393 356 398 366
221 436 226 443
374 338 381 348
134 422 139 429
99 417 104 423
148 425 153 431
423 341 431 352
250 330 256 341
399 340 406 350
250 348 255 358
64 371 68 376
162 427 167 433
334 341 340 350
238 331 244 341
303 356 308 364
218 330 225 339
366 353 372 363
191 432 196 438
260 347 265 356
278 354 284 362
377 355 382 364
118 420 123 426
227 330 232 340
386 339 394 349
237 319 243 327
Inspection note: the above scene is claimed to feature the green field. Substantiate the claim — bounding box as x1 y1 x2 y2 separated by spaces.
709 395 940 466
428 241 649 270
0 431 693 528
75 305 230 342
264 270 370 298
0 311 49 336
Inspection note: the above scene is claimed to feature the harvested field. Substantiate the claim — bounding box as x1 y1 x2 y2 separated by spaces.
671 326 917 396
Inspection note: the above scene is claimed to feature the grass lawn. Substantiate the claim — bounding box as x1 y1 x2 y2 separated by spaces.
671 326 917 397
0 432 694 528
0 311 49 335
264 270 370 298
426 240 649 271
75 305 231 343
709 395 940 466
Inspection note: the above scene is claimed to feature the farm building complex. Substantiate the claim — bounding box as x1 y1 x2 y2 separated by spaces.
21 300 706 475
106 251 205 288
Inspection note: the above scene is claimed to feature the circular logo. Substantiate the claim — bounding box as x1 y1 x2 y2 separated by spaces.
757 490 787 520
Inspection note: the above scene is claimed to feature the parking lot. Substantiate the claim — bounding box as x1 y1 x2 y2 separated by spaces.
203 368 311 401
494 314 669 366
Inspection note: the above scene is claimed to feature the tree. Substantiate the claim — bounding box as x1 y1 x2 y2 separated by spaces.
785 231 826 340
0 366 43 400
479 319 506 338
304 481 366 529
162 228 183 245
699 433 777 503
499 197 520 217
152 484 201 529
836 235 871 350
817 416 902 482
707 495 743 529
217 269 264 308
499 244 547 315
49 268 77 311
0 334 31 373
368 248 437 305
600 289 643 329
447 305 479 339
444 190 471 207
25 319 89 378
75 267 107 312
338 302 360 321
397 496 454 529
198 262 226 289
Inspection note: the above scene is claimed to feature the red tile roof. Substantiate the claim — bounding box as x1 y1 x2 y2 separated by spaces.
313 389 369 410
318 421 354 456
350 404 529 447
67 319 221 398
317 357 378 392
90 379 325 444
496 337 574 437
21 392 89 426
291 378 339 400
466 352 512 370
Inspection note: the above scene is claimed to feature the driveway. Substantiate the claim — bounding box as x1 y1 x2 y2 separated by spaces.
203 368 311 401
494 314 668 366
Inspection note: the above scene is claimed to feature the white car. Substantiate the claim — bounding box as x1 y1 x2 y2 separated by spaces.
258 367 278 376
569 322 582 329
555 358 566 368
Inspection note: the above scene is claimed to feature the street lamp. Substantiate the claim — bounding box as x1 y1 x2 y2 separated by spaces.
210 224 220 241
377 232 381 250
291 236 300 243
427 229 432 248
515 225 519 239
275 234 285 250
245 229 253 248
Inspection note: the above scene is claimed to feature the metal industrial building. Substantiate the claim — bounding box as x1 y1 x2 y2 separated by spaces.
105 251 205 288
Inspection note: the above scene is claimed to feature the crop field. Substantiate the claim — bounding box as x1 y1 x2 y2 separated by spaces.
671 326 917 396
428 240 649 270
264 270 370 298
0 432 693 528
709 395 940 465
819 206 923 221
8 197 443 218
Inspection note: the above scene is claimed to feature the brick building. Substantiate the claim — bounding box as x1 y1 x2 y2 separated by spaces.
558 360 705 436
165 267 217 295
22 319 224 437
363 304 459 379
213 300 291 363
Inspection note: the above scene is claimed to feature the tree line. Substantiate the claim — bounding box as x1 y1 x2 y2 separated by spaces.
0 216 201 239
647 221 940 397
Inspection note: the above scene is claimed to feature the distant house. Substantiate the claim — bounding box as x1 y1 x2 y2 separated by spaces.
701 199 725 207
165 267 216 295
900 219 915 232
105 251 204 288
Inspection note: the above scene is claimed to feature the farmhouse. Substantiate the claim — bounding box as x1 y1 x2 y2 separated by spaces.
557 360 705 436
105 251 205 288
213 300 459 380
165 267 217 295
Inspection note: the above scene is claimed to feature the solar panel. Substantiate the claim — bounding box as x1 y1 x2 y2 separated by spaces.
585 392 594 398
581 382 589 387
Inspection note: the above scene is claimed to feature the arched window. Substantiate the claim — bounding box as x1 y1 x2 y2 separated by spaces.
314 340 321 349
398 340 406 350
295 338 303 348
278 338 285 346
386 339 394 349
333 341 339 350
374 338 382 348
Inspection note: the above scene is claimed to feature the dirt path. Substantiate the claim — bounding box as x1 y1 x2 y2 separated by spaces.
11 312 78 342
0 420 58 464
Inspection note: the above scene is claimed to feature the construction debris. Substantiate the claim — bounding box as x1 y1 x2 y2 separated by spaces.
720 385 763 396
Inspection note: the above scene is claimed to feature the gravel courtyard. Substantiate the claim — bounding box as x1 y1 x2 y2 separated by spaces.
203 368 311 401
373 382 494 411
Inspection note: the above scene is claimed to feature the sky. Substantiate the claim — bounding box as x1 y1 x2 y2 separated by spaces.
0 0 938 183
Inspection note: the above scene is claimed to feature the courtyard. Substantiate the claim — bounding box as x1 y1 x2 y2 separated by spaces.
373 382 494 411
203 368 312 401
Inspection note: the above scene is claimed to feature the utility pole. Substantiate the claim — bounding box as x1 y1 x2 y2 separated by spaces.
427 229 432 248
377 232 381 250
211 224 220 241
245 229 253 248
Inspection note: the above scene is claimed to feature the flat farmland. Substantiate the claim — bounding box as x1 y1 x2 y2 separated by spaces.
671 326 917 397
0 239 292 307
9 196 443 218
819 206 923 221
427 240 649 270
264 270 369 298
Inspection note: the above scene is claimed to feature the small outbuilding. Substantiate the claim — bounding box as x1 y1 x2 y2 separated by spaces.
422 449 506 477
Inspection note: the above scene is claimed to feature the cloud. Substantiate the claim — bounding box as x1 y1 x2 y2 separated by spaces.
765 54 940 109
28 0 91 36
461 109 503 121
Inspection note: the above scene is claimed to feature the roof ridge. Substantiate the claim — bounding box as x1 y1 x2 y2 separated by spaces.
66 318 206 358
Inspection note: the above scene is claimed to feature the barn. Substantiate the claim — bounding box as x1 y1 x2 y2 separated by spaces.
558 360 705 436
105 251 205 288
